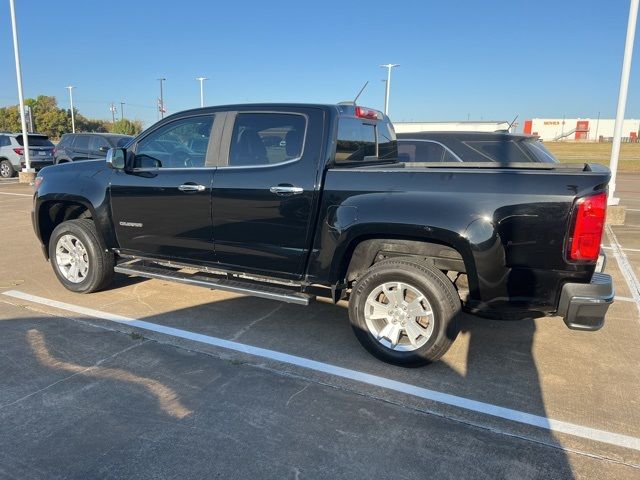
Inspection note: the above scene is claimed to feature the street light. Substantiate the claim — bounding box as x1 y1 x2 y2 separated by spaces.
9 0 31 176
66 86 75 133
109 103 117 123
379 64 400 115
196 77 208 107
158 78 166 119
608 0 638 206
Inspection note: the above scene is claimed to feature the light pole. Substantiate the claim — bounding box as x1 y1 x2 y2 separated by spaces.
66 86 75 133
109 102 117 123
158 78 166 119
380 64 400 116
120 101 125 120
196 77 208 107
609 0 638 205
9 0 31 176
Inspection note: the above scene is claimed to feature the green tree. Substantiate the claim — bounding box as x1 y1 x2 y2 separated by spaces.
0 105 22 132
110 118 143 135
75 113 109 133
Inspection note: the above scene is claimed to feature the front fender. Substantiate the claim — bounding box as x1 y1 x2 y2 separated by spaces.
34 162 117 253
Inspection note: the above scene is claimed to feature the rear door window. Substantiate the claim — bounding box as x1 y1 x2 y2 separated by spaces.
228 113 306 167
73 135 91 151
336 118 376 163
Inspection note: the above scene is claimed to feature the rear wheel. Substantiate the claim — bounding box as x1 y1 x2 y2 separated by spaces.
0 159 15 178
348 258 460 367
49 219 114 293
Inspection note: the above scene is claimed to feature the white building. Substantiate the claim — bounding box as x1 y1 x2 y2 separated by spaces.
523 118 640 142
393 121 511 134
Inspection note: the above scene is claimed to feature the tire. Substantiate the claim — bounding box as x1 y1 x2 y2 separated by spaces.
348 257 460 367
0 159 15 178
49 219 114 293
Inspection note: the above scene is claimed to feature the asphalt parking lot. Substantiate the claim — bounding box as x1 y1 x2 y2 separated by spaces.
1 175 639 479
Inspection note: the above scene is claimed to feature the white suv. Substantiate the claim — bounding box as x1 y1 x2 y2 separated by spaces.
0 133 55 178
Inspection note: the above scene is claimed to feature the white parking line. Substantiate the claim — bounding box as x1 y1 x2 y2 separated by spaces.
3 289 640 452
602 245 640 253
606 226 640 317
615 296 637 303
0 192 31 197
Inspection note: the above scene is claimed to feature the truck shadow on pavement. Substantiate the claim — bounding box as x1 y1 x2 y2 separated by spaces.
134 293 577 479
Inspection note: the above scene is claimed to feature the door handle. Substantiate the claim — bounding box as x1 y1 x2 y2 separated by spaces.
269 185 304 196
178 184 206 192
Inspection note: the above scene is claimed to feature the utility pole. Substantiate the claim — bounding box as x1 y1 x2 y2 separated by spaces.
379 64 400 115
609 0 638 205
109 102 117 123
158 78 166 119
120 101 125 120
9 0 31 176
66 86 75 133
196 77 208 107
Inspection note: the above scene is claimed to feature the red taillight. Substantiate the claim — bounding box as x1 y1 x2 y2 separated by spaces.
355 106 381 120
34 176 43 190
13 147 24 155
568 192 607 261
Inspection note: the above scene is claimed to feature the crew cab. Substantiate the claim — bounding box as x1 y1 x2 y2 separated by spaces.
32 103 614 366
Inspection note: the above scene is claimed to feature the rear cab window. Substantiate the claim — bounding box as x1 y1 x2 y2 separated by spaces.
335 114 397 165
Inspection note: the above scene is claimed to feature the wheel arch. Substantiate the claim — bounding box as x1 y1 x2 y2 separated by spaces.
36 199 97 259
334 233 479 301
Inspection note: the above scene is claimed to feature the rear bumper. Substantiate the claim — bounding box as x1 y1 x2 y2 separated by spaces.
557 272 614 331
21 160 53 170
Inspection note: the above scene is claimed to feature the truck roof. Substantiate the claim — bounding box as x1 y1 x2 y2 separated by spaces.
163 103 388 121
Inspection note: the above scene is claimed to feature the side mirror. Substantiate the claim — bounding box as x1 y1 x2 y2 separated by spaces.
106 148 126 170
99 146 110 153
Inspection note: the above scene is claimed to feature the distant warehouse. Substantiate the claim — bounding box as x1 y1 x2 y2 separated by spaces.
523 118 640 142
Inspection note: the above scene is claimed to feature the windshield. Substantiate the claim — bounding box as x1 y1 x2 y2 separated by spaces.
16 135 54 147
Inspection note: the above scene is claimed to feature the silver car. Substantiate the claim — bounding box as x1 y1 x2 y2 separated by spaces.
0 133 55 178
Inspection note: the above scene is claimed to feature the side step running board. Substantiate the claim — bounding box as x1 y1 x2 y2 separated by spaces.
114 260 314 306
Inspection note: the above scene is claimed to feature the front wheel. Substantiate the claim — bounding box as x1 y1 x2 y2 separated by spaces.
348 258 461 367
49 219 114 293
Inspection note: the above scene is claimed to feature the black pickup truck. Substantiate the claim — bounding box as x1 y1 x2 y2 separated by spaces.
32 103 614 366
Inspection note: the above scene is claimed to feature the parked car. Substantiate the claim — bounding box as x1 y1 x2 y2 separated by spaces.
32 103 613 366
397 131 559 163
0 133 55 178
54 133 133 164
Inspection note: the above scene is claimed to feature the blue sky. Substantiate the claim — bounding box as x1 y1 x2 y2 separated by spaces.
1 0 638 130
